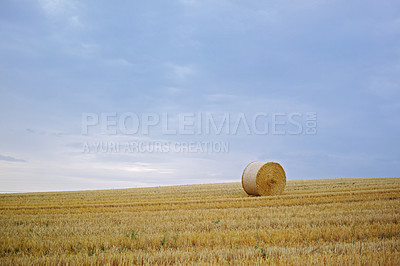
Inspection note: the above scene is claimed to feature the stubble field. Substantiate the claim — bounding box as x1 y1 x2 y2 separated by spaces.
0 177 399 265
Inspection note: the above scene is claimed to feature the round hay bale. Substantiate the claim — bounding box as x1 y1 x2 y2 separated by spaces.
241 161 286 196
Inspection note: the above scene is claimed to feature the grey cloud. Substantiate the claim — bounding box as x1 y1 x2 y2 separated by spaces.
0 155 27 162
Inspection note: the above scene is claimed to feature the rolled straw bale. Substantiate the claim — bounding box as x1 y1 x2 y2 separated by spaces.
241 161 286 196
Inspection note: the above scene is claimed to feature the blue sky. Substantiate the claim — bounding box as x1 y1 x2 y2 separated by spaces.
0 0 399 192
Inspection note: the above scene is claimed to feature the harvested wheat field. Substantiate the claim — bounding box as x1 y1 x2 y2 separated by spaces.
0 177 399 265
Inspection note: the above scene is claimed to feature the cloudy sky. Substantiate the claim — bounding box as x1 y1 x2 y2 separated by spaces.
1 0 399 192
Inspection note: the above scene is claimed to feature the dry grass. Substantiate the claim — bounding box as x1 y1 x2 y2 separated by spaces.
0 177 399 265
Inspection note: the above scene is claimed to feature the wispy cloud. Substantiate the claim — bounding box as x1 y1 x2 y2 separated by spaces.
105 58 135 68
38 0 78 16
206 93 239 102
0 155 27 163
39 0 84 29
179 0 200 6
368 75 400 100
163 86 184 94
165 63 197 82
68 15 83 28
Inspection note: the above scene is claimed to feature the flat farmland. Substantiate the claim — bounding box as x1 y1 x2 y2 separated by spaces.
0 177 399 265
